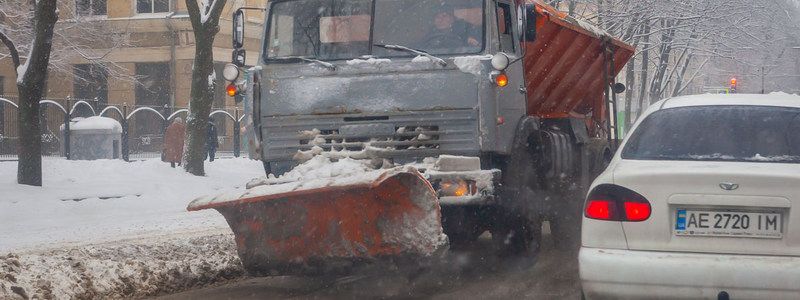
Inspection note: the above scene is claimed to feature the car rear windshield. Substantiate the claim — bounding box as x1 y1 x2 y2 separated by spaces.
622 105 800 163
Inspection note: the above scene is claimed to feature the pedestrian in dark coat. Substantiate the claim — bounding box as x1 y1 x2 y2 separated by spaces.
163 117 185 168
207 121 219 162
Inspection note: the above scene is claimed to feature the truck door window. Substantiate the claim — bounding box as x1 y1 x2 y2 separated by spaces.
265 0 372 61
496 2 514 52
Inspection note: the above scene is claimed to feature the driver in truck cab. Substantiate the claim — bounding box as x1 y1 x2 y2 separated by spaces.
420 4 480 50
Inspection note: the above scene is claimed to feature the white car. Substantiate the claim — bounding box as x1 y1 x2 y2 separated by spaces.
580 93 800 299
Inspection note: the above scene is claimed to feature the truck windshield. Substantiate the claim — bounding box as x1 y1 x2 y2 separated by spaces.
264 0 484 61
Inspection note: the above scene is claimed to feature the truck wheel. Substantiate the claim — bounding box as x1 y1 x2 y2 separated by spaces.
441 207 483 248
490 214 542 263
550 140 610 251
493 129 545 262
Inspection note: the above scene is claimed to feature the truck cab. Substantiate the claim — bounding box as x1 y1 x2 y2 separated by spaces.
255 0 528 167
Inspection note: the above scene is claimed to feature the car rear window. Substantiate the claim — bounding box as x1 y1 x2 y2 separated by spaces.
622 105 800 163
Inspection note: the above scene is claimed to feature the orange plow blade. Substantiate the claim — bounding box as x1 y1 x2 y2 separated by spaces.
188 168 447 276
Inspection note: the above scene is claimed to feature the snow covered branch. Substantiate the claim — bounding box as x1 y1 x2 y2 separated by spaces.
0 29 20 68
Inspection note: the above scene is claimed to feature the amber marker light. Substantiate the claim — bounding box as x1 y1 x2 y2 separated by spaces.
495 73 509 87
226 83 237 97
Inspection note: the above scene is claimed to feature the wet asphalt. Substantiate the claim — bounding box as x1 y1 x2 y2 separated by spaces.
155 224 581 300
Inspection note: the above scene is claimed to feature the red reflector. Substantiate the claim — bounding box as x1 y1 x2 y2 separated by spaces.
226 83 237 97
585 200 613 220
623 202 651 221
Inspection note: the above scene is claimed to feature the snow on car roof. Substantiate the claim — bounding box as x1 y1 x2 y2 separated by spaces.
660 92 800 110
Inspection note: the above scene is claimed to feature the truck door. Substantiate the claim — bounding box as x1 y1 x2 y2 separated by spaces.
494 0 527 153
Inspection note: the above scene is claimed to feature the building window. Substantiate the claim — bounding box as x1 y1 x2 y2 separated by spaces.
73 64 108 112
134 63 171 135
76 0 107 16
137 0 170 14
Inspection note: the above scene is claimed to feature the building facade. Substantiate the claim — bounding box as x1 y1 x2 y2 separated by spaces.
0 0 265 157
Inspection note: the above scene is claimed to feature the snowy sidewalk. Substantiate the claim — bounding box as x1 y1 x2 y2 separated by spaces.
0 158 263 252
0 158 265 299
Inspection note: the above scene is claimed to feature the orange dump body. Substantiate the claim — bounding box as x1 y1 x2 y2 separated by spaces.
523 1 634 121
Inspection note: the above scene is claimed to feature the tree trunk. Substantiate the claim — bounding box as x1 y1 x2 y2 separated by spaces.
182 0 227 176
13 0 58 186
183 28 216 176
636 23 650 117
671 51 693 97
624 51 636 130
648 19 677 104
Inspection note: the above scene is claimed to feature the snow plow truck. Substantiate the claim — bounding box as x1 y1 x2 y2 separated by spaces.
189 0 634 275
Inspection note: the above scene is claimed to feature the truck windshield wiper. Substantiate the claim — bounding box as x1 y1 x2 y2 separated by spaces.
272 56 336 71
373 44 447 67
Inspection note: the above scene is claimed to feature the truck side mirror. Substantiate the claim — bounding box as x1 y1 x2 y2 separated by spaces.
233 9 245 49
524 4 537 42
612 83 626 94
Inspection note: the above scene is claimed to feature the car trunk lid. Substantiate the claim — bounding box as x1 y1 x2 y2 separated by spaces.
614 160 800 256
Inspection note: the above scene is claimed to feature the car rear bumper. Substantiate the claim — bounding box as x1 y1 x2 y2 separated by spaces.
580 247 800 299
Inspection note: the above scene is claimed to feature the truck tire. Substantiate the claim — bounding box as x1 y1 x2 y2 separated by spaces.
492 125 545 261
441 206 484 248
550 139 610 251
490 213 541 259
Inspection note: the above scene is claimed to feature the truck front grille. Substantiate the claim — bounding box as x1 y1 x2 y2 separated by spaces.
298 125 442 151
262 110 479 162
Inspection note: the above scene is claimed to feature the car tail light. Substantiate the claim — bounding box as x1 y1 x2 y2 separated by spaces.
585 184 651 222
623 202 651 221
585 199 614 220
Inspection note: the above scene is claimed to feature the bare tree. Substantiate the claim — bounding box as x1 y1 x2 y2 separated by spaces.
183 0 228 176
586 0 800 125
0 0 58 186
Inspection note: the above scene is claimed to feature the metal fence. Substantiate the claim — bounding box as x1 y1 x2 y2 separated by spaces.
0 95 243 161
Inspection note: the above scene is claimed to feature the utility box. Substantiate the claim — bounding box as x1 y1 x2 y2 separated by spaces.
64 116 122 160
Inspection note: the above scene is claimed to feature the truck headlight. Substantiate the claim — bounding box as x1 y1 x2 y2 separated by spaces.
435 179 477 197
223 63 240 81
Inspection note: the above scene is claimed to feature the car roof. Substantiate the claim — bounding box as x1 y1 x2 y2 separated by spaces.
658 92 800 110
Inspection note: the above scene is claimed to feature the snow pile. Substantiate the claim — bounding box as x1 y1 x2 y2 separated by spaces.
70 116 122 133
346 57 392 66
768 91 800 98
749 154 800 162
452 55 492 75
687 153 736 160
16 59 29 84
570 16 611 38
0 158 267 299
0 230 241 299
207 69 217 88
188 155 391 209
412 55 433 63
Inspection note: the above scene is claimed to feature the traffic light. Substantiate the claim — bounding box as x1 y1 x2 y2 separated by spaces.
730 78 737 93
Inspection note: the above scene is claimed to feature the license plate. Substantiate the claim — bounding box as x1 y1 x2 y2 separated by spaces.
674 209 782 238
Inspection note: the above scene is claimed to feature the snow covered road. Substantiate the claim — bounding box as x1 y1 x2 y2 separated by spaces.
156 229 581 300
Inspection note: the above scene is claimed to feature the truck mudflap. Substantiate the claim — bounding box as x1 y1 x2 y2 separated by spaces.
187 167 448 276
